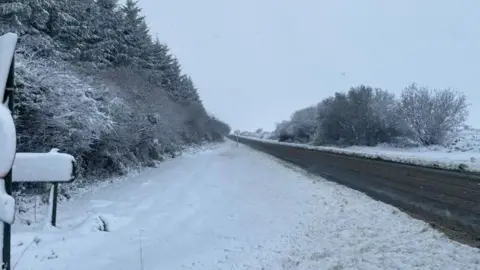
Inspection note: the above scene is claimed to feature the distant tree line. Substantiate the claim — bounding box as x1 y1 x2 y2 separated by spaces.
0 0 230 190
270 84 468 147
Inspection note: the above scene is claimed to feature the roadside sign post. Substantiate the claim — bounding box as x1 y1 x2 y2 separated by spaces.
51 184 58 226
12 150 76 226
0 33 76 269
0 32 18 270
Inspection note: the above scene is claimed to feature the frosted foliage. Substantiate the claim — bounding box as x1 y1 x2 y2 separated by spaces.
15 55 114 153
399 83 468 146
266 82 468 148
0 0 230 185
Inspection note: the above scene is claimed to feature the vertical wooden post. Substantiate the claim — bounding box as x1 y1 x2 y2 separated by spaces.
51 183 58 227
2 56 14 270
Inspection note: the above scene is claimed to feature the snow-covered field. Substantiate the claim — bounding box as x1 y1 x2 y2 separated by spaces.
239 127 480 172
11 141 480 270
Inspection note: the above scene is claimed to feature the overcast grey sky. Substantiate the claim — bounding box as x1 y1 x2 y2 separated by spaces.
137 0 480 131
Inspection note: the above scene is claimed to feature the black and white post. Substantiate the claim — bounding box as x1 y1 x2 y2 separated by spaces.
0 32 19 270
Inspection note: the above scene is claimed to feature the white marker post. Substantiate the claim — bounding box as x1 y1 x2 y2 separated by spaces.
0 105 16 225
233 130 240 147
0 32 18 270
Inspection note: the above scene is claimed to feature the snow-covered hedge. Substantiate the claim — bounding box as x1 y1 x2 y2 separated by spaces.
1 0 231 196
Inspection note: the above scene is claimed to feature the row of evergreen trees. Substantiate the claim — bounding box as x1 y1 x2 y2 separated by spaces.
1 0 202 103
0 0 230 189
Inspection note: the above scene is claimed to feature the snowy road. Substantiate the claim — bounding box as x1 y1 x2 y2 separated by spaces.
12 141 480 269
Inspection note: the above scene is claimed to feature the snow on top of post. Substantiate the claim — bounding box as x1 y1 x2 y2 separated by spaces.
0 105 16 178
0 33 18 103
12 151 76 183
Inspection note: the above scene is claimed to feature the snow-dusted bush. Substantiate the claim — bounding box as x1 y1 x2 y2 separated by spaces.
314 85 405 146
271 106 317 143
398 83 468 146
270 83 469 148
15 54 114 155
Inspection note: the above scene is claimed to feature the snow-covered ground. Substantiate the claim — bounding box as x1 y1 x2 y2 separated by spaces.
239 127 480 172
11 141 480 270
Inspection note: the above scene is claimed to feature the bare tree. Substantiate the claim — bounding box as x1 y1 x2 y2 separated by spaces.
398 83 468 145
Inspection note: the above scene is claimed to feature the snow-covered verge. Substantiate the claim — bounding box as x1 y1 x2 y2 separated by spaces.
12 142 220 227
9 141 480 270
237 127 480 172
